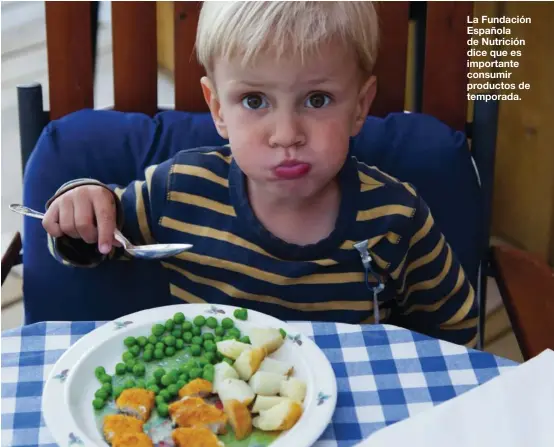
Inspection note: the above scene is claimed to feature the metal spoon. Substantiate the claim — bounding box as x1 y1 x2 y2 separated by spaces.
9 204 193 259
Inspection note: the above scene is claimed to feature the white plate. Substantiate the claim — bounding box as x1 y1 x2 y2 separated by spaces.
42 303 337 447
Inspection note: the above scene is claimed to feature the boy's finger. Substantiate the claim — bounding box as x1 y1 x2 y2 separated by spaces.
42 205 64 238
73 196 98 244
92 193 116 254
59 200 80 238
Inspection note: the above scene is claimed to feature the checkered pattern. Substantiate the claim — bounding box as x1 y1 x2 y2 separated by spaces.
1 322 517 447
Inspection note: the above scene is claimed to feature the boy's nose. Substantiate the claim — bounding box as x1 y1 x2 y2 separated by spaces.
269 113 306 149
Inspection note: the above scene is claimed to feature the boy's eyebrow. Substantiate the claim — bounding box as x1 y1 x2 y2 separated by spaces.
231 78 335 88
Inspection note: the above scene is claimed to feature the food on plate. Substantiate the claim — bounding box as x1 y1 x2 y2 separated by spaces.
178 378 213 399
280 377 307 402
103 414 145 443
251 395 292 413
233 347 266 380
233 308 248 320
213 361 239 392
216 378 256 406
168 396 228 433
215 339 253 360
258 357 293 376
248 328 284 354
112 432 153 447
116 388 156 421
222 399 253 440
252 399 303 432
248 371 284 396
171 426 224 447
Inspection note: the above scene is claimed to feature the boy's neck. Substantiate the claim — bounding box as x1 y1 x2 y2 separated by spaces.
246 178 341 246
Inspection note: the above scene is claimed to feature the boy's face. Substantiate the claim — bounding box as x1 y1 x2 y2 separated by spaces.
201 41 376 202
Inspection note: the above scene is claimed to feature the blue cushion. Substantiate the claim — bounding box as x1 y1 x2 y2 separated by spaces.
22 109 481 324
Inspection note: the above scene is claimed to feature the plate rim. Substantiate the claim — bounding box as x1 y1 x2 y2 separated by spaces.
42 303 338 447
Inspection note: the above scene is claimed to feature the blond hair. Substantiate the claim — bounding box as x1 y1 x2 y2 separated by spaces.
196 1 379 77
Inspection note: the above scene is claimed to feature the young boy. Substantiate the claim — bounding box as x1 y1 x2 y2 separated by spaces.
42 2 478 347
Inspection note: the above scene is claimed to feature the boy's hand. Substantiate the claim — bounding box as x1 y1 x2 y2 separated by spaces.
43 185 119 254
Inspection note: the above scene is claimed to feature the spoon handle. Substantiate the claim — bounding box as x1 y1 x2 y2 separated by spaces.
9 204 45 220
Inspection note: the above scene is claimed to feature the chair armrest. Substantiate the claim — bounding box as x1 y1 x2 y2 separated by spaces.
1 232 22 285
491 245 554 360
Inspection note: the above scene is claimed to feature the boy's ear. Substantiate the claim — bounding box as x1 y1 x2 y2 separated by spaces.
200 76 229 139
351 75 377 136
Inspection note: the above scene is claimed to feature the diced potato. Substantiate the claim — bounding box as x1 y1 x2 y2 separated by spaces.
252 400 303 432
258 357 293 376
248 328 284 354
233 347 266 381
251 396 291 414
248 371 283 396
222 399 252 441
216 340 253 360
217 378 256 406
213 361 239 392
280 377 307 403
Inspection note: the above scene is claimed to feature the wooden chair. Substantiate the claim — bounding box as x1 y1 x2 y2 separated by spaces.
4 1 553 360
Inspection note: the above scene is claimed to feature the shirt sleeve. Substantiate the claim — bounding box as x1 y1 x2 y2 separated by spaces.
391 193 479 347
46 159 173 267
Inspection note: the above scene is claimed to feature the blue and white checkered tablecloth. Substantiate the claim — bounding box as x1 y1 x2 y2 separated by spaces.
1 321 518 447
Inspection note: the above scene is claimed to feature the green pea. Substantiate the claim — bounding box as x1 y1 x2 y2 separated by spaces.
223 357 234 366
202 369 214 382
206 317 218 329
192 327 202 336
214 336 223 343
155 342 165 351
100 374 112 384
233 308 248 320
204 341 216 352
227 328 241 339
155 395 166 406
280 328 287 338
144 343 155 351
143 350 153 362
157 403 169 417
169 369 179 379
161 374 175 387
221 318 234 330
189 368 202 380
240 336 251 344
133 363 146 377
95 388 109 400
190 345 202 357
175 339 185 350
172 329 182 338
159 389 171 401
92 398 105 410
113 386 124 399
163 335 176 347
136 336 147 347
215 327 225 337
165 319 175 331
165 346 176 357
124 336 137 347
223 335 235 341
183 332 193 343
153 368 166 380
152 324 165 337
202 332 215 341
167 384 179 396
173 312 185 324
115 363 126 375
203 363 215 372
182 321 193 331
179 372 189 382
154 349 164 360
184 347 193 356
130 345 141 357
197 357 209 368
124 379 135 389
148 384 161 394
205 352 217 364
101 382 112 392
192 336 203 346
94 366 106 379
176 380 186 389
193 315 206 327
136 379 146 388
148 335 158 344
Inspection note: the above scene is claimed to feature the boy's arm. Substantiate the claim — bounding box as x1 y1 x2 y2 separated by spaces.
390 192 479 347
46 159 173 267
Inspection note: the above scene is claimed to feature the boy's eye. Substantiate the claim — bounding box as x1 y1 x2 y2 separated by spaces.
305 93 331 108
242 94 268 110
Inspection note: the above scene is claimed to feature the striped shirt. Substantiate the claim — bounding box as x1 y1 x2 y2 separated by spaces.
48 146 478 347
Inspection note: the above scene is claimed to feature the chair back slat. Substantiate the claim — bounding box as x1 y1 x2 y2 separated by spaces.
112 2 158 116
422 2 473 131
371 2 410 117
174 1 208 112
45 2 94 120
